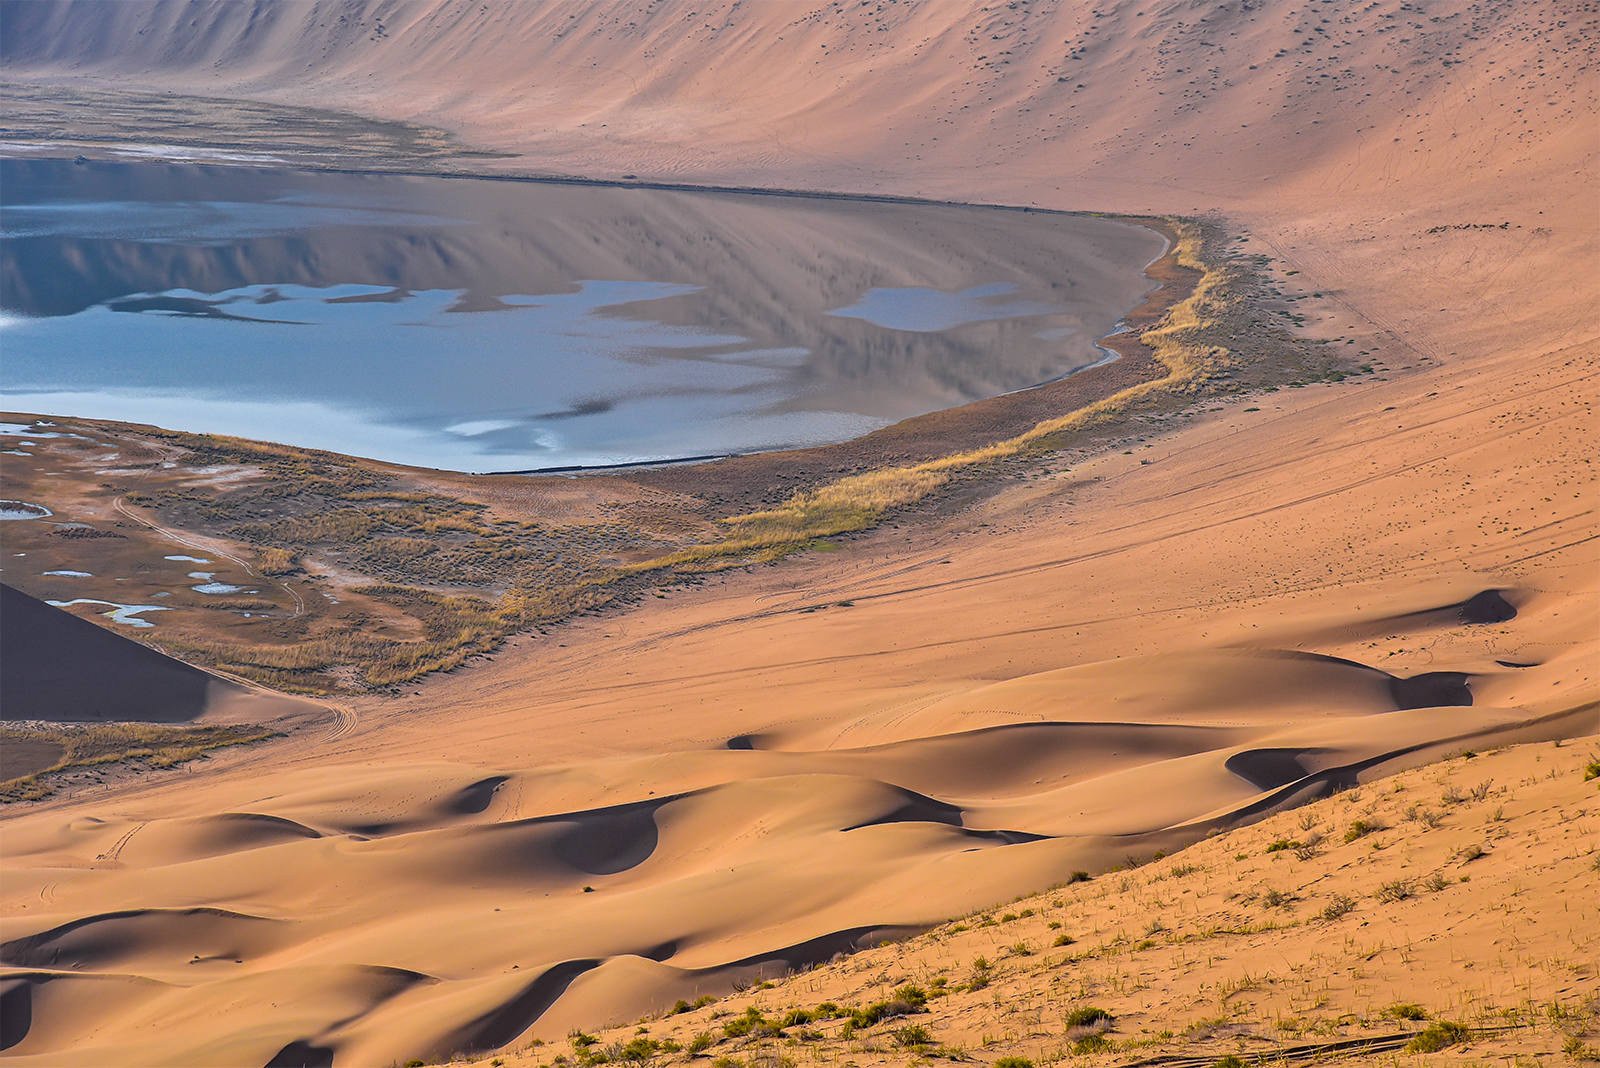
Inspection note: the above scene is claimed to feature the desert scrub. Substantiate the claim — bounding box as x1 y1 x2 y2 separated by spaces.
1319 894 1357 921
1405 1021 1470 1053
1375 878 1413 903
1386 1003 1428 1021
1343 819 1383 843
0 723 277 802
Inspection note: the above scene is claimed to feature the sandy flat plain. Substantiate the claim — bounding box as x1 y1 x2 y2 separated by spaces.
0 1 1596 1066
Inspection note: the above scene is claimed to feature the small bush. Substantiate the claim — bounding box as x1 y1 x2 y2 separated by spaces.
621 1037 659 1061
1583 761 1599 782
1422 872 1451 892
1458 843 1487 863
1066 870 1092 884
1010 941 1032 956
1375 878 1413 903
1264 838 1301 853
688 1034 712 1054
1053 933 1076 947
1072 1034 1112 1054
1343 819 1382 843
994 1059 1034 1068
1320 894 1357 921
1261 888 1290 908
1405 1021 1469 1053
1211 1057 1246 1068
892 1025 934 1048
1064 1006 1113 1028
1387 1003 1428 1021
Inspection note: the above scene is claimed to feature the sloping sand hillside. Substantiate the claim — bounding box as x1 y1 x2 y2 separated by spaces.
475 740 1600 1067
1 1 1595 1066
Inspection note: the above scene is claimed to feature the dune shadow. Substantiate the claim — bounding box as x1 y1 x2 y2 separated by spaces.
0 907 278 970
261 1039 336 1068
841 784 1050 844
447 959 600 1055
1224 748 1331 791
1389 672 1472 709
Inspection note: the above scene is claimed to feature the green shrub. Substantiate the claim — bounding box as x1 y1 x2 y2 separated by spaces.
893 1024 934 1047
1387 1003 1428 1021
1405 1021 1469 1053
1064 1006 1113 1028
1343 819 1382 843
994 1058 1035 1068
1053 933 1076 947
687 1034 712 1054
1072 1034 1112 1054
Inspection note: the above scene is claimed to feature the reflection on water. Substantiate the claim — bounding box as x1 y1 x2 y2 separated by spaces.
0 160 1163 470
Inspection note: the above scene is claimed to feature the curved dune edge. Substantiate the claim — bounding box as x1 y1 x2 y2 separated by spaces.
2 614 1593 1065
424 738 1600 1068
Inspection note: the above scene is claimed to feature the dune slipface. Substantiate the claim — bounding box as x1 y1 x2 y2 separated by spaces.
1 0 1596 1065
0 584 224 722
1 626 1589 1064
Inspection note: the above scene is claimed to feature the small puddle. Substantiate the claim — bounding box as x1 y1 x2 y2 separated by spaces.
0 500 52 520
46 598 171 626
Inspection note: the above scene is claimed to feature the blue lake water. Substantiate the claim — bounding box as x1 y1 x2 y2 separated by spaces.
0 160 1163 471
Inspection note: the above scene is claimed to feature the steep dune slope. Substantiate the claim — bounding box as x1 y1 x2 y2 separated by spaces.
0 1 1595 1065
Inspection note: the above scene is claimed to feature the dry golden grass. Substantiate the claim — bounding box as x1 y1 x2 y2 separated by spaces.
0 723 278 802
472 741 1600 1068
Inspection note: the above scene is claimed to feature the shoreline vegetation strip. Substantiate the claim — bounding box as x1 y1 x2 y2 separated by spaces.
7 213 1350 694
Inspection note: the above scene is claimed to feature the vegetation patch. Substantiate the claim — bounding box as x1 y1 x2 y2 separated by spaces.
0 723 278 802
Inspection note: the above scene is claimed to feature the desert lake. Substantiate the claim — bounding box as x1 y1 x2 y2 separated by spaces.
0 159 1164 470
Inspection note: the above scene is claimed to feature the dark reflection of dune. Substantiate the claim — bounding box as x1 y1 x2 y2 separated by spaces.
0 159 1164 436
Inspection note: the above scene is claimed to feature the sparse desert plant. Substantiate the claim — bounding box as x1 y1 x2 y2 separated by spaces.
1261 888 1292 908
1441 785 1466 805
1297 809 1320 831
884 1023 930 1048
1469 780 1495 801
1072 1034 1112 1054
1169 862 1204 878
994 1058 1034 1068
1564 1035 1600 1060
1010 941 1033 956
1264 838 1301 853
1053 933 1076 947
1387 1003 1429 1021
1423 872 1451 892
1293 841 1324 861
1458 843 1487 863
1343 819 1383 843
1211 1058 1246 1068
1064 1006 1113 1029
1066 870 1092 884
1144 918 1167 936
1319 894 1357 921
1375 878 1413 903
1405 1021 1470 1053
1404 804 1443 828
1584 761 1600 782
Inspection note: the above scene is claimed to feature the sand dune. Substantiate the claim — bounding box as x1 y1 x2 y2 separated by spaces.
1 0 1596 1064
